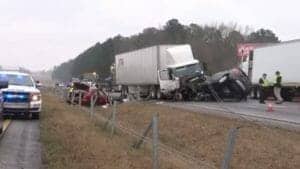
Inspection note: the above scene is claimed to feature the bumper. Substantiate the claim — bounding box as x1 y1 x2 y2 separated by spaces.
2 101 42 115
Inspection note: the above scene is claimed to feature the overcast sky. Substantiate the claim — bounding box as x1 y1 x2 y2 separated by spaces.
0 0 299 71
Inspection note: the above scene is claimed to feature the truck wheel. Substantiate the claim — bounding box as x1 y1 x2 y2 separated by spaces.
150 87 156 99
174 92 183 101
26 113 33 120
156 89 162 100
281 88 294 101
33 113 40 120
121 85 128 98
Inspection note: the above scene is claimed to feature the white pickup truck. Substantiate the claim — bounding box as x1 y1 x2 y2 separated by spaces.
0 71 42 119
0 81 8 134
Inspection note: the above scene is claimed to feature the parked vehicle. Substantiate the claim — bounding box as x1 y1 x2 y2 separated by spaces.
67 82 108 106
0 81 9 134
115 44 251 101
240 39 300 101
115 44 204 99
0 71 42 119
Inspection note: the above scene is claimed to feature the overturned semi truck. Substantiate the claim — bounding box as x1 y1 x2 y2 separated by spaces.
114 44 251 101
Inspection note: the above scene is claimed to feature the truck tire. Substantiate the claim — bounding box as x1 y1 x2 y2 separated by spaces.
174 92 183 101
26 113 33 120
121 85 128 98
281 88 294 101
156 89 162 100
150 87 156 99
33 113 40 120
227 81 244 101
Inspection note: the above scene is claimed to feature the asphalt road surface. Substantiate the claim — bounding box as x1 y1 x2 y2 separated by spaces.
0 120 42 169
163 100 300 130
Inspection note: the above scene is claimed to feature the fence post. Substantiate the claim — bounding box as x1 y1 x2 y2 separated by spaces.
79 91 82 107
221 127 239 169
90 94 94 118
60 88 63 100
152 113 159 169
110 101 117 137
132 120 153 149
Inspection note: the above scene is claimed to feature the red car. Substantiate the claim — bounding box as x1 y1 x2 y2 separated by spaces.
81 88 109 106
69 82 109 106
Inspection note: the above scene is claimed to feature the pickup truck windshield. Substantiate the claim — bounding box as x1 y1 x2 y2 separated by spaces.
0 73 34 87
173 63 202 77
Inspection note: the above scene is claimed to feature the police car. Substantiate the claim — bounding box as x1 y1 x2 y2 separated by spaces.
0 81 8 134
0 71 42 119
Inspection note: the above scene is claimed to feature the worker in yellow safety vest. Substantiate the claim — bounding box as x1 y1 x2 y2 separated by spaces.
258 73 270 104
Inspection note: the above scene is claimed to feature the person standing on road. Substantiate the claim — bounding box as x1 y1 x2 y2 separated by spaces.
259 73 269 104
274 71 283 104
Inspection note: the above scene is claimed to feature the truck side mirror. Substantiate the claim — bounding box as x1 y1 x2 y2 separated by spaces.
0 81 8 89
167 68 175 80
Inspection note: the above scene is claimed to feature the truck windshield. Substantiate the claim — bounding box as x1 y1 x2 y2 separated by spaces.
173 63 202 77
0 73 34 87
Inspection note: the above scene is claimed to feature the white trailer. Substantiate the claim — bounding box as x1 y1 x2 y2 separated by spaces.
115 44 201 99
241 39 300 100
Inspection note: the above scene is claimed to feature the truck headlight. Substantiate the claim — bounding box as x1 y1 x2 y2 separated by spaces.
31 93 41 101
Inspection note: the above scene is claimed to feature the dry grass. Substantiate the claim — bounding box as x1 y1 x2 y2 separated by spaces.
95 101 300 169
41 93 187 169
41 92 300 169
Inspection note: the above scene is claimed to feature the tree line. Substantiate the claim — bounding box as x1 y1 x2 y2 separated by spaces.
52 19 279 81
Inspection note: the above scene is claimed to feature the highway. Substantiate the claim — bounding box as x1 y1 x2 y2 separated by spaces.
164 100 300 130
0 120 41 169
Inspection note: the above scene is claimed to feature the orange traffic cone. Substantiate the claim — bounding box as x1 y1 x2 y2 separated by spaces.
267 103 274 112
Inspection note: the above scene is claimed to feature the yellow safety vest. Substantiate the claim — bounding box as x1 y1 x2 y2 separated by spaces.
261 78 270 87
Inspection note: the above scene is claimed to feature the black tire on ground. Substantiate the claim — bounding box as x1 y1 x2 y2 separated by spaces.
0 127 3 134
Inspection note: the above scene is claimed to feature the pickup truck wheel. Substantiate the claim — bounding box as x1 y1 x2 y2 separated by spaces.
33 113 40 120
26 113 33 120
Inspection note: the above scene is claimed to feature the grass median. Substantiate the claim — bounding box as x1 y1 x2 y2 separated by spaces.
41 92 300 169
40 93 185 169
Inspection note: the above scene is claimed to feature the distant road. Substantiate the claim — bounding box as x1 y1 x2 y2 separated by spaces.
0 120 42 169
163 100 300 130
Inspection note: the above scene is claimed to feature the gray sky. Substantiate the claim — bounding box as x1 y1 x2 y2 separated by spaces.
0 0 299 71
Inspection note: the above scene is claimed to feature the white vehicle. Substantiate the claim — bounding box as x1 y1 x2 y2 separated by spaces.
0 71 42 119
115 44 203 99
240 39 300 101
0 81 8 134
